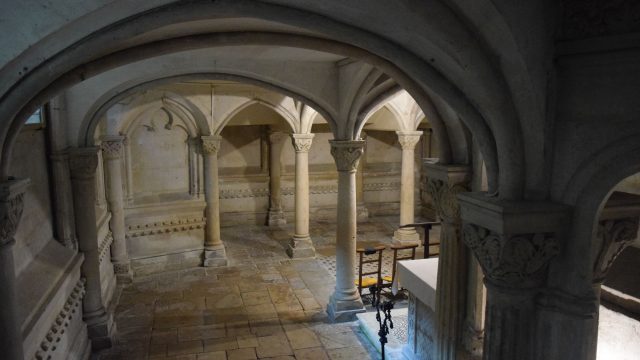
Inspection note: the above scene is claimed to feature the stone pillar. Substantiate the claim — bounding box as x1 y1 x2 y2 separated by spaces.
356 132 368 221
0 178 29 360
424 163 470 360
101 136 132 282
50 150 78 250
201 135 227 267
123 137 134 205
287 134 316 258
327 140 366 322
268 131 286 226
69 147 113 350
393 131 422 244
459 192 569 360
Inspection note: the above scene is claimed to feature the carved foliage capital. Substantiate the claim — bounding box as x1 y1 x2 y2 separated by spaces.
69 148 99 180
201 135 222 155
0 179 30 246
593 217 639 283
101 138 124 160
330 140 365 172
463 223 560 287
292 134 314 153
396 131 421 150
426 178 469 223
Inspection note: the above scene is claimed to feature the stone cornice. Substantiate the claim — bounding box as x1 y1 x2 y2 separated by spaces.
329 140 365 172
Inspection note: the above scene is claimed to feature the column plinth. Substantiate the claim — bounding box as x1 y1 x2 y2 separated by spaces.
459 192 570 360
393 131 422 244
287 134 316 258
201 136 227 267
327 140 366 322
69 147 114 350
268 131 286 226
101 136 132 282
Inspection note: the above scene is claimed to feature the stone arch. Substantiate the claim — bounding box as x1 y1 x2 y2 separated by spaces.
216 98 298 135
0 3 525 198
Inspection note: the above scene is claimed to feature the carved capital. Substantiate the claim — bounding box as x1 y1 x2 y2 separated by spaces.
0 178 30 247
593 217 639 283
396 131 422 150
329 140 365 172
462 223 560 287
201 135 222 155
426 178 469 223
69 147 99 180
100 136 124 160
292 134 314 153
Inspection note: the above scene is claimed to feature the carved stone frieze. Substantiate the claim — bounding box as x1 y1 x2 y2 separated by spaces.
593 217 639 282
220 188 270 199
329 140 365 172
562 0 640 40
100 138 124 160
426 178 469 224
34 278 86 360
292 134 314 153
396 131 422 151
201 135 222 155
127 217 206 238
462 223 560 287
69 147 99 180
0 179 30 247
98 231 113 264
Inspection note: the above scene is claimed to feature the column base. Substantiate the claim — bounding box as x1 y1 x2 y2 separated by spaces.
356 204 369 221
393 227 421 245
327 291 365 322
84 309 115 351
113 261 133 284
287 235 316 258
203 245 228 267
267 209 287 226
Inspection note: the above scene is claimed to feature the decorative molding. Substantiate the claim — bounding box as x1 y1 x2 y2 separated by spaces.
363 182 401 192
220 188 270 199
396 131 422 151
127 217 206 238
292 134 314 153
462 223 560 287
113 263 131 275
593 217 639 282
329 140 365 172
426 178 469 224
201 135 222 155
34 278 86 360
98 231 113 264
69 147 99 180
562 0 640 40
0 179 30 246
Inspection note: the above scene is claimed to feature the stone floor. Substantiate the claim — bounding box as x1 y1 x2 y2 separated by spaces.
98 216 429 360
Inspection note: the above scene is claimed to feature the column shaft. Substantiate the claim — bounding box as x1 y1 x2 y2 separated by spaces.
0 179 30 360
268 131 286 226
327 140 366 322
69 147 113 349
102 136 131 281
201 136 227 267
50 150 78 250
356 132 368 220
288 134 315 258
394 131 421 244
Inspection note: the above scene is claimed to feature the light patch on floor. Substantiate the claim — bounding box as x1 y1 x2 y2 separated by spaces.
597 306 640 360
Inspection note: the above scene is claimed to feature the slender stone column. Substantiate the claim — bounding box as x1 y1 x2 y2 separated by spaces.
459 192 569 360
356 132 369 221
50 150 78 250
327 140 366 322
393 131 422 244
287 134 316 258
0 178 29 360
123 137 134 205
201 135 227 267
424 163 470 360
268 131 286 226
69 147 113 349
101 136 132 282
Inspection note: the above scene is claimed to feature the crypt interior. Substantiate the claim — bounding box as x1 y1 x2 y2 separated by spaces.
1 1 640 360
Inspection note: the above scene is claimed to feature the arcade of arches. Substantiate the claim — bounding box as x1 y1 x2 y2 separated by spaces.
1 1 640 360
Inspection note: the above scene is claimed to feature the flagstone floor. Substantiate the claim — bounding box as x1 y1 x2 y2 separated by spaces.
98 216 437 360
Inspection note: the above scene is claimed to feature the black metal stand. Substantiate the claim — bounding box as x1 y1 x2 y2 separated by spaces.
370 285 394 360
399 221 439 258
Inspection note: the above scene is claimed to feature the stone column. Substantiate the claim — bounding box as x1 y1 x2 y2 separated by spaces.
459 192 569 360
69 147 113 349
101 136 132 282
356 132 369 221
123 137 134 205
201 135 227 267
268 131 286 226
50 150 78 250
287 134 316 258
393 131 422 244
0 178 29 360
327 140 366 322
424 163 470 360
